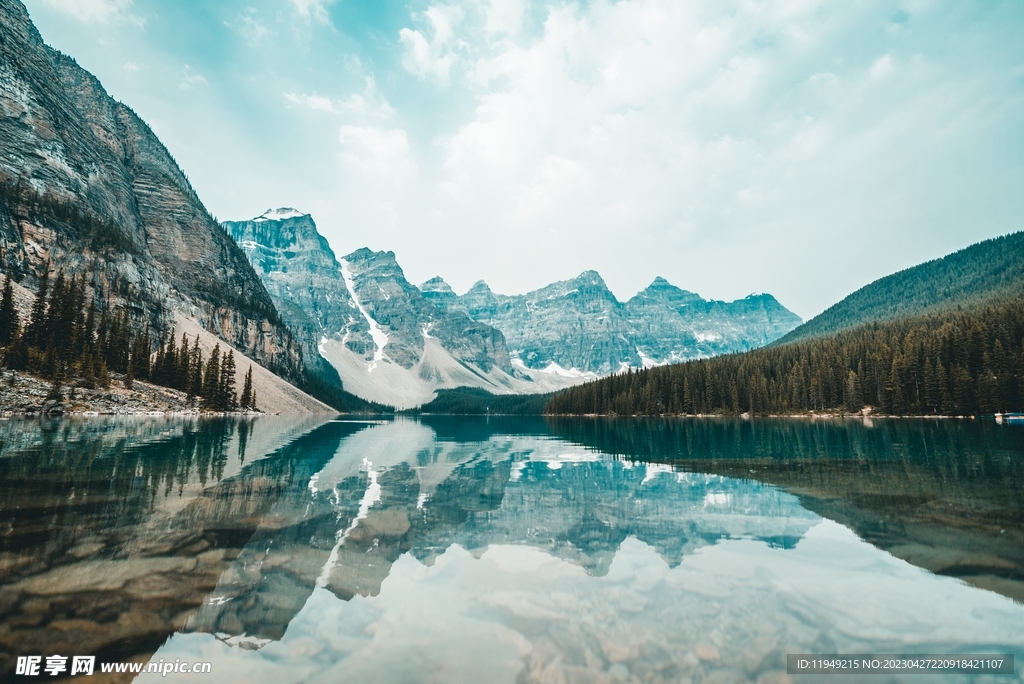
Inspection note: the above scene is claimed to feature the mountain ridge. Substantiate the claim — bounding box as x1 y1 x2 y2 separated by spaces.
227 207 801 407
426 270 801 374
776 230 1024 346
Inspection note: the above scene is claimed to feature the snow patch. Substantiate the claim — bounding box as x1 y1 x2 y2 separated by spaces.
339 259 389 372
254 207 305 222
512 358 598 380
320 338 590 409
636 349 667 370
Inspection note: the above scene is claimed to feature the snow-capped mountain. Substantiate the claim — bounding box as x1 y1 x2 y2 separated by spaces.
425 273 802 375
227 209 800 407
224 211 587 408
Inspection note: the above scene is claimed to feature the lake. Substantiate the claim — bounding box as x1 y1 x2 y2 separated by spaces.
1 416 1022 683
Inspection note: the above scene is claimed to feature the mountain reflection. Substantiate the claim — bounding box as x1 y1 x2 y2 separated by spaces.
185 420 816 647
547 416 1024 603
1 415 1021 677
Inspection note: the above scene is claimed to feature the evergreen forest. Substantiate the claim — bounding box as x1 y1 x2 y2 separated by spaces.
546 296 1024 417
777 231 1024 344
0 271 258 411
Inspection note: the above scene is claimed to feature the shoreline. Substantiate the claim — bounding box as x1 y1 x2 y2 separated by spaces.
0 369 280 417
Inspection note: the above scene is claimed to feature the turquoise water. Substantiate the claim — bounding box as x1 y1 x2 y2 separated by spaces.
1 416 1022 683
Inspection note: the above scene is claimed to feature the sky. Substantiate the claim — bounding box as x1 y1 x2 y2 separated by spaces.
22 0 1024 320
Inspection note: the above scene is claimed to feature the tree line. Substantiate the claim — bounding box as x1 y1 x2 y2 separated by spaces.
545 296 1024 417
1 270 258 411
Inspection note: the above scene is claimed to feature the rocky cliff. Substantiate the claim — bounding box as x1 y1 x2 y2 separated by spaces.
0 0 303 382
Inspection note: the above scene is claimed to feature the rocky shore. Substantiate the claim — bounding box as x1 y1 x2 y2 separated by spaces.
0 370 260 416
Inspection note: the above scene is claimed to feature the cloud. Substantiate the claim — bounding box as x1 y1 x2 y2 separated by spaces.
87 0 1019 319
290 0 335 25
286 92 336 112
338 125 415 181
870 54 894 80
399 5 463 83
285 79 396 119
122 61 140 72
328 0 1021 316
229 7 273 42
43 0 139 25
340 77 396 119
179 65 207 90
484 0 525 35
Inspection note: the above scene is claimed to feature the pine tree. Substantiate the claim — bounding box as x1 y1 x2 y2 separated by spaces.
25 268 49 348
239 365 253 410
201 344 221 410
176 332 190 389
0 274 17 346
187 337 203 401
220 350 237 411
124 351 135 389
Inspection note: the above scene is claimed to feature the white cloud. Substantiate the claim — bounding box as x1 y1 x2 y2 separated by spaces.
286 92 336 112
179 65 207 90
99 0 1019 320
340 77 397 119
230 7 273 42
484 0 525 35
870 54 894 80
322 0 1021 317
338 125 415 181
122 61 140 72
43 0 139 25
285 78 396 120
399 5 463 83
290 0 335 25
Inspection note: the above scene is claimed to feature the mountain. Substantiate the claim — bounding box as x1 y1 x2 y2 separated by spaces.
453 271 638 375
777 231 1024 345
625 278 802 363
225 211 583 408
0 0 307 389
227 208 800 407
425 272 801 375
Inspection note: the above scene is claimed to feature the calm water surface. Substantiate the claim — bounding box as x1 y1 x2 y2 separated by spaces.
1 416 1022 683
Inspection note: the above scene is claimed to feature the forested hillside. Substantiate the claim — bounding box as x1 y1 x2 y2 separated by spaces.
777 231 1024 344
546 296 1024 416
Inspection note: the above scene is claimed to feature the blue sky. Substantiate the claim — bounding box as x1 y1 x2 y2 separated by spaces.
23 0 1024 318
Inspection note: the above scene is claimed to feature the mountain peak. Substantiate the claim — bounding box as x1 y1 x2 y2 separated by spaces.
344 247 396 262
420 276 455 294
639 276 697 297
468 280 493 294
570 270 608 288
254 208 307 222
